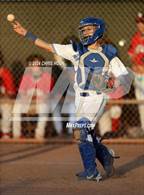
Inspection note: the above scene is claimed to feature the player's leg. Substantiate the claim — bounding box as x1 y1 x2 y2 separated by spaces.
92 104 115 177
73 117 102 182
74 94 103 180
1 103 13 138
91 100 115 177
66 102 76 135
35 103 48 139
98 109 111 136
51 100 63 136
135 77 144 133
76 94 115 177
12 103 22 138
91 130 115 177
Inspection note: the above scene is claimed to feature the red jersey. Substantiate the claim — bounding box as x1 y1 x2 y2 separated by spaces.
0 67 16 95
128 31 144 66
19 71 54 99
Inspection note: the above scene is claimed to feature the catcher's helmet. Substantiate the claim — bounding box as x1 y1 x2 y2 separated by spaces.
78 17 105 46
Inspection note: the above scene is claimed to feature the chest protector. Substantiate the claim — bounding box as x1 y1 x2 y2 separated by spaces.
75 43 117 92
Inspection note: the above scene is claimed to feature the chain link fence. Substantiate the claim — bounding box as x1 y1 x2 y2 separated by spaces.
0 0 144 139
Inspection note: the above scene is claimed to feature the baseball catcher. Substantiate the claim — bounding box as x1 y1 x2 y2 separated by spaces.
11 16 133 181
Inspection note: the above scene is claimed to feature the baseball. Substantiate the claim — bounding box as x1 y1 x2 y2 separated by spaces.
7 14 15 22
118 39 126 47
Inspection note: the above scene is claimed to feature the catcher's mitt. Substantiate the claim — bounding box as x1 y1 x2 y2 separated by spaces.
92 72 117 93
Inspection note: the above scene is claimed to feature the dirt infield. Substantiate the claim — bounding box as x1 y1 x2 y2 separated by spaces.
0 142 144 195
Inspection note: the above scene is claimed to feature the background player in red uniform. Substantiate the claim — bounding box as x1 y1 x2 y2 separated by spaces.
13 54 54 139
0 51 16 139
128 13 144 135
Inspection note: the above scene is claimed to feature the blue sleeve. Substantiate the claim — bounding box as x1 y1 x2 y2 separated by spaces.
102 44 118 61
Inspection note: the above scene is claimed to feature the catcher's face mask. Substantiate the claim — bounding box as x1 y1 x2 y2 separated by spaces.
79 25 97 45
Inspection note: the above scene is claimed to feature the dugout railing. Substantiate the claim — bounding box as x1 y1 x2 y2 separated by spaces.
0 98 144 143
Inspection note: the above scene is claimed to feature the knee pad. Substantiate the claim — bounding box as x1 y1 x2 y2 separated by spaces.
73 117 93 142
76 117 93 130
73 128 88 142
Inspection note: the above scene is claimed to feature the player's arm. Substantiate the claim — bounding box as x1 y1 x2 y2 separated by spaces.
12 21 54 53
108 57 134 99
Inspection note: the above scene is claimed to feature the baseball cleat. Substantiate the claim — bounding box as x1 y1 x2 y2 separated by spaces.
87 172 102 182
76 170 102 182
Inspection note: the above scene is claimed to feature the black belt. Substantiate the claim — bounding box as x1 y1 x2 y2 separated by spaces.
80 92 101 97
80 92 90 97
